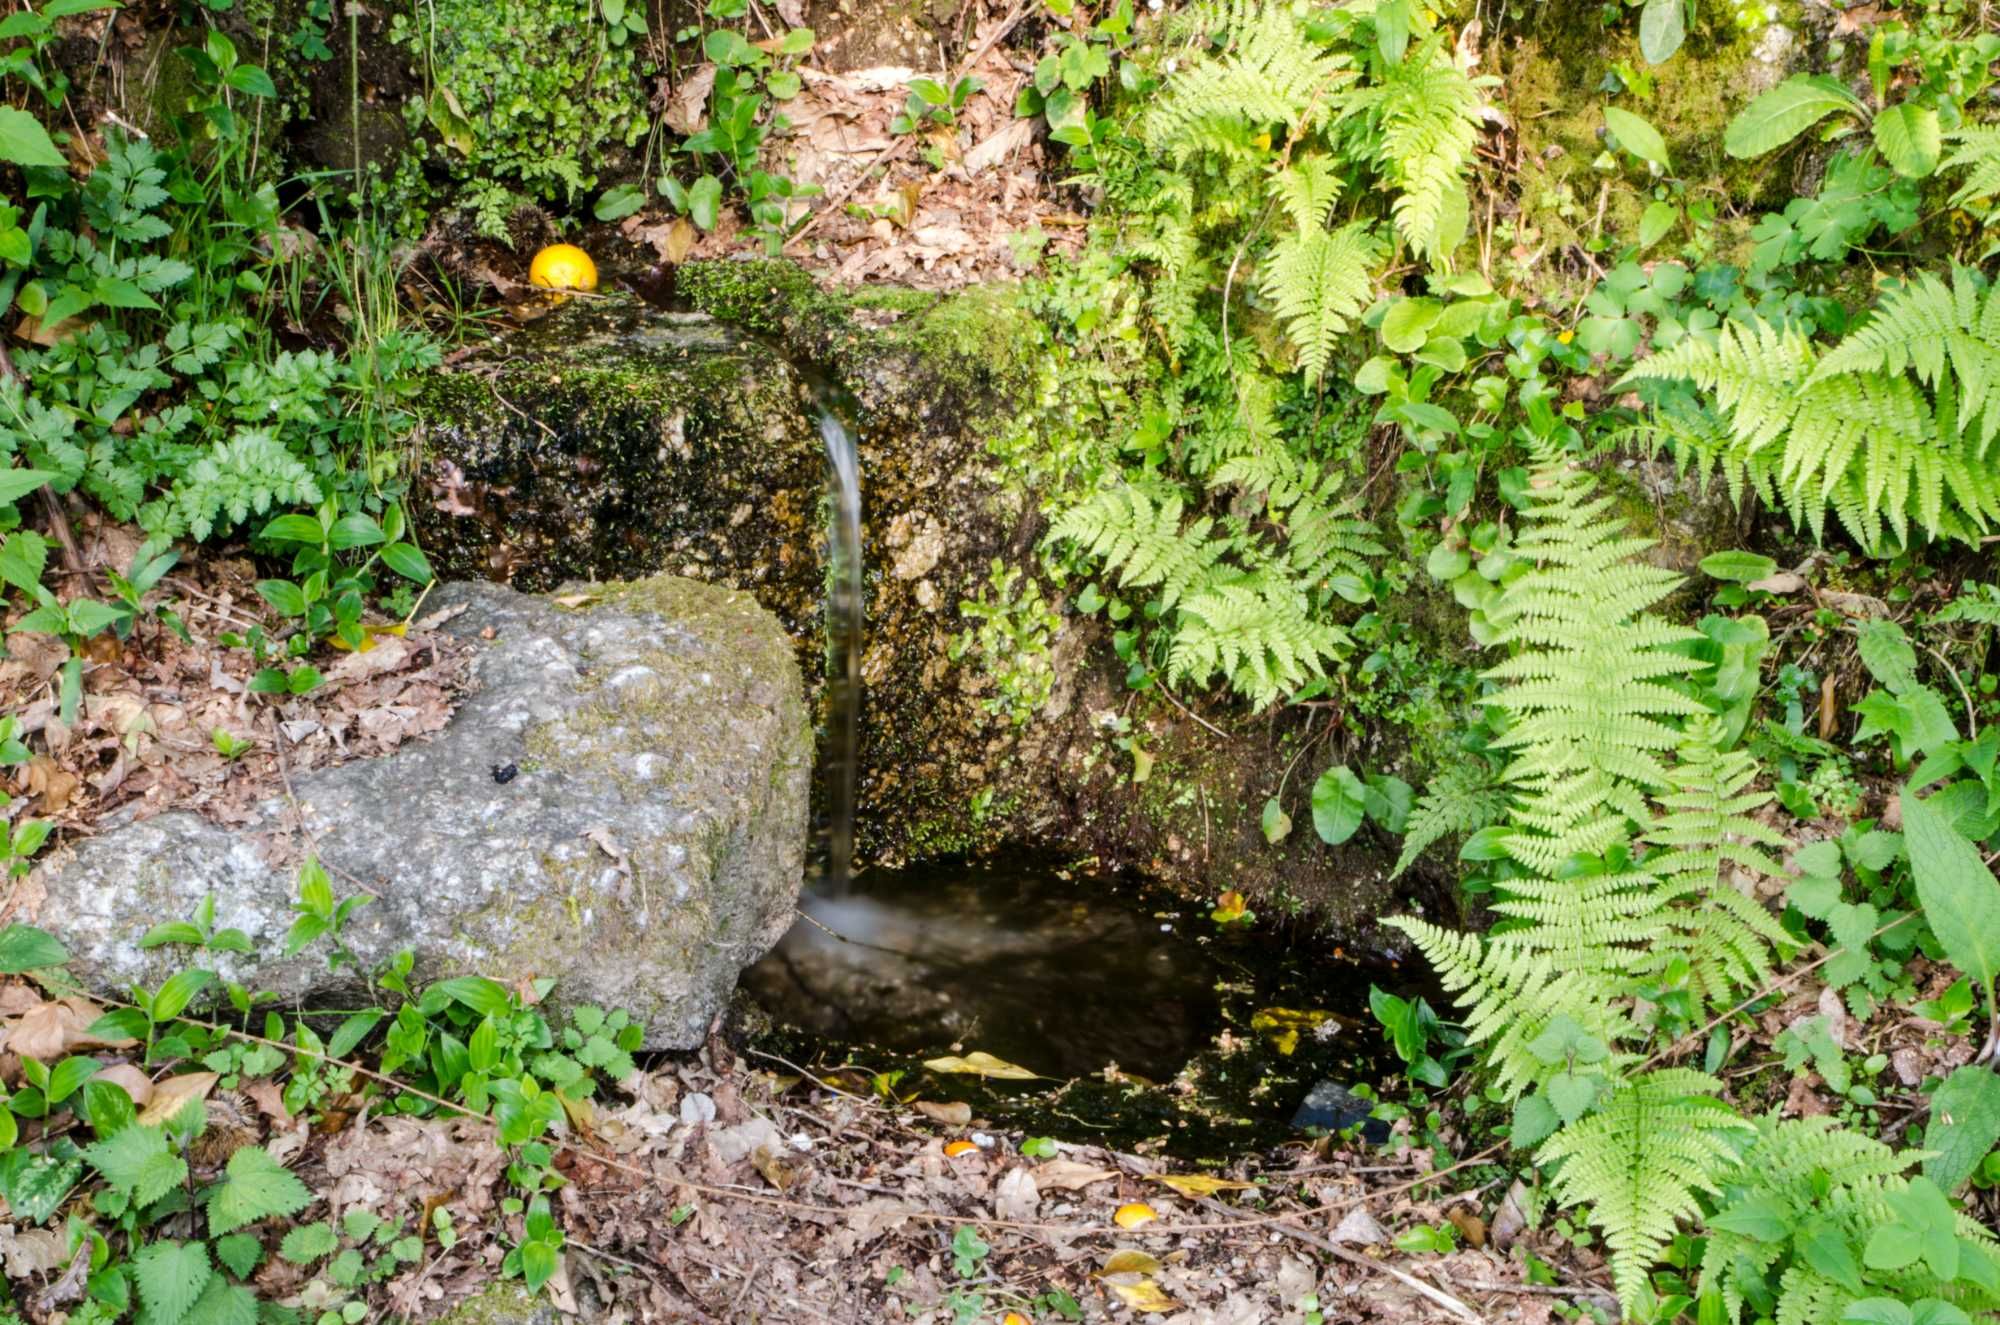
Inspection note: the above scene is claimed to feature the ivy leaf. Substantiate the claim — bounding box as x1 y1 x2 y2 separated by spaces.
1724 75 1867 159
132 1240 211 1325
206 1145 313 1235
82 1123 185 1206
1310 765 1367 845
1872 103 1941 179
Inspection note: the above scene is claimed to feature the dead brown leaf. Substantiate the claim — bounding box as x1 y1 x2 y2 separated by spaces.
1035 1158 1118 1190
139 1070 220 1126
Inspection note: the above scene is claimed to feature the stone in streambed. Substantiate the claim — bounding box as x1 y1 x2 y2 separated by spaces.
32 576 811 1048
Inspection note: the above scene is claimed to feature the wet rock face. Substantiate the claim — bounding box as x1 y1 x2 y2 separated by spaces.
35 576 811 1049
413 310 827 632
411 274 1438 936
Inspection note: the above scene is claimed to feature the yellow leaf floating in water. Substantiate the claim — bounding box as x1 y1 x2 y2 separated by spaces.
1096 1250 1163 1277
1110 1280 1178 1312
1210 890 1253 925
1112 1202 1158 1229
1249 1007 1337 1056
923 1051 1037 1080
1152 1173 1256 1198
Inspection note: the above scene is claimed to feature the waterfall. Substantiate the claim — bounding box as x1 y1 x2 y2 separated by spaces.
817 402 863 894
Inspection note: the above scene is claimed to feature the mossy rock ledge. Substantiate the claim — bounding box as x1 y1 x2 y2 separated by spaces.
412 271 1444 934
31 576 811 1048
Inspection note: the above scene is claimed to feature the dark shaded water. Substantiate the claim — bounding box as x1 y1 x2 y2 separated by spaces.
743 856 1396 1153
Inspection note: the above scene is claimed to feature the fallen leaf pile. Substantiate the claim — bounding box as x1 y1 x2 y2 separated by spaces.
0 509 470 872
624 10 1086 291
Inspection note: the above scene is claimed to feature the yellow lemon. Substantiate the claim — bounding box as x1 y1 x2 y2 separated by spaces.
529 243 599 292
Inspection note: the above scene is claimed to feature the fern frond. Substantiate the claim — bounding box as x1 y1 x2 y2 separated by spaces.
1047 483 1226 609
1482 460 1706 864
1145 7 1350 161
1168 570 1349 707
1256 221 1380 385
1643 717 1793 1000
1390 759 1512 877
1538 1069 1754 1306
1619 287 2000 550
1942 124 2000 209
1350 34 1484 261
1386 918 1635 1099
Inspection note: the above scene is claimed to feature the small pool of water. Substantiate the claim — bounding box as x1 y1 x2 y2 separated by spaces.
742 856 1401 1154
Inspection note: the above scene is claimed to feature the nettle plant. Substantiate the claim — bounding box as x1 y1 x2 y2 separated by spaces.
0 860 644 1322
1387 449 2000 1324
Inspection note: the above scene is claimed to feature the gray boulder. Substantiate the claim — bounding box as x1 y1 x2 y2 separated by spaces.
35 576 811 1048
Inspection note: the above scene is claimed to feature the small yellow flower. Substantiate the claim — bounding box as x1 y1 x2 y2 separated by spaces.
1557 329 1575 344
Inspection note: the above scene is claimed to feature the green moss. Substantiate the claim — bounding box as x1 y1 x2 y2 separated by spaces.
1501 6 1799 293
434 1280 555 1325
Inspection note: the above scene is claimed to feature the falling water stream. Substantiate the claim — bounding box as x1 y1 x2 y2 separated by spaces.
738 325 1399 1154
811 391 864 895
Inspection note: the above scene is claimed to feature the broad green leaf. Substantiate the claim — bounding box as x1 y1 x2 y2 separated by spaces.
150 968 214 1023
1796 1216 1864 1293
0 108 66 169
1380 298 1441 353
689 174 723 231
132 1240 210 1324
1260 796 1292 844
1857 620 1919 694
1699 550 1777 583
379 542 433 584
259 513 326 545
206 1145 312 1234
1639 0 1684 63
0 924 67 973
591 185 645 223
1604 106 1671 171
1873 103 1941 179
255 579 308 617
1923 1065 2000 1191
139 921 206 949
327 513 385 551
1638 200 1679 250
1310 765 1367 846
0 466 55 510
1724 75 1867 159
83 1123 185 1205
1905 786 2000 1003
432 976 513 1017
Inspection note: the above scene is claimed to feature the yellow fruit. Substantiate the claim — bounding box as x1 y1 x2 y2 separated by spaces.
1113 1201 1158 1229
1002 1315 1031 1325
943 1139 979 1157
529 243 599 292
